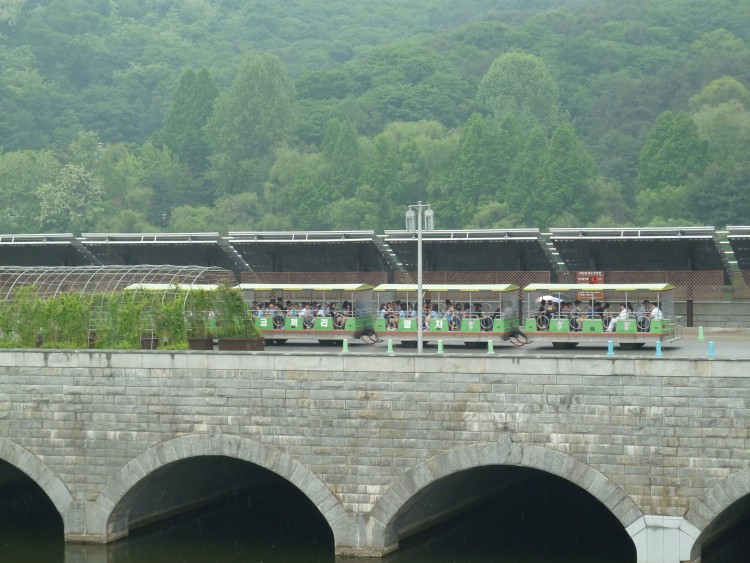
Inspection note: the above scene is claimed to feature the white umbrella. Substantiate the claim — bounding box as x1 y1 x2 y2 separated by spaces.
536 295 567 303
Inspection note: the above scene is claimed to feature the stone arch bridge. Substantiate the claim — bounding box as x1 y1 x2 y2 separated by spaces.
1 349 749 563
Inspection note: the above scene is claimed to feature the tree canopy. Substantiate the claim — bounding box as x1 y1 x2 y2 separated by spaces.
0 0 749 233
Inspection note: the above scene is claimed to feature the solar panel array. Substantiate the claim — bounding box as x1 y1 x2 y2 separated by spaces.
0 228 738 282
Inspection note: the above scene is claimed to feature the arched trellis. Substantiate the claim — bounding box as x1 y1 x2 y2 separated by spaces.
0 266 241 349
0 265 234 300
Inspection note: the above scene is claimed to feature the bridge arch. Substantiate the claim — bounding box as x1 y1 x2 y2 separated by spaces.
369 437 643 554
93 433 348 544
0 438 73 527
686 467 750 560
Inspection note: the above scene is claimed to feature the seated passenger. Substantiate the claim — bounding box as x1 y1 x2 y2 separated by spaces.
637 300 649 321
607 303 632 332
386 304 399 330
545 300 558 320
648 302 663 320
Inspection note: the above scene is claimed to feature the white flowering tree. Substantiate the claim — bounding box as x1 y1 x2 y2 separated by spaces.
37 164 104 233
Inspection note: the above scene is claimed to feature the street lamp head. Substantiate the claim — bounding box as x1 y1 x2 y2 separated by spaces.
424 207 435 231
405 208 416 232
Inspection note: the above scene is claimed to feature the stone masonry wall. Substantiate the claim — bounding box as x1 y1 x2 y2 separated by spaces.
0 349 748 555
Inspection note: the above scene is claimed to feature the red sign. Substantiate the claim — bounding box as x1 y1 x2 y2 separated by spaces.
576 271 604 284
576 271 604 299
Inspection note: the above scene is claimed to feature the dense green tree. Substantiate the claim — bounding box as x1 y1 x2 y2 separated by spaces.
504 126 548 226
692 100 750 163
476 51 561 132
538 123 598 227
168 205 218 232
636 112 708 195
688 76 750 112
159 67 218 174
326 197 380 230
137 142 204 224
466 201 516 229
362 135 400 201
205 53 295 197
2 0 750 233
449 113 501 218
0 149 60 232
213 192 263 232
686 163 750 226
635 111 708 224
320 118 362 199
64 131 103 170
90 143 143 203
298 43 473 137
265 148 329 230
95 209 161 233
586 177 631 226
681 30 750 99
0 45 56 150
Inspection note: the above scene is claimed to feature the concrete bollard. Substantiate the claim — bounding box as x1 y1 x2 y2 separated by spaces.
708 341 716 359
387 339 395 356
341 339 349 354
698 326 705 341
607 340 615 356
436 340 444 354
655 341 663 357
487 340 495 354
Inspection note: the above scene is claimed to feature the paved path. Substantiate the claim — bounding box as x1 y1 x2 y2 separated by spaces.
265 327 750 359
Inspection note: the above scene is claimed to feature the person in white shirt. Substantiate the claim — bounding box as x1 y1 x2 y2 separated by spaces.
607 303 632 332
649 303 663 320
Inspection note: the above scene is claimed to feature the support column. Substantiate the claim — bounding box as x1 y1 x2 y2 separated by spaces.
626 516 700 563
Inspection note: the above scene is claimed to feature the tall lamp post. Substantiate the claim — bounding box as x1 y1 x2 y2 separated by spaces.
405 202 434 354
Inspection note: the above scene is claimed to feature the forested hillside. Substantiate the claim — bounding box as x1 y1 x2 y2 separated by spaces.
1 0 749 234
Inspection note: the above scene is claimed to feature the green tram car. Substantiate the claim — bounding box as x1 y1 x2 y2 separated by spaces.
523 283 681 350
238 283 376 344
372 284 521 347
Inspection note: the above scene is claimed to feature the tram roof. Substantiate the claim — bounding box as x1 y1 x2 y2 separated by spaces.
524 283 676 292
549 227 727 271
124 283 222 291
227 231 398 273
383 229 555 271
374 283 518 292
80 232 247 272
238 283 373 292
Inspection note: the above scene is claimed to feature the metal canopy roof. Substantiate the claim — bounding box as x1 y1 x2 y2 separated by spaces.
549 227 728 272
0 233 98 266
80 232 249 273
227 231 399 273
726 226 750 270
0 228 736 278
383 229 555 272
